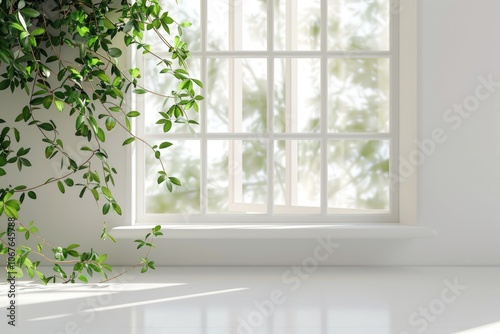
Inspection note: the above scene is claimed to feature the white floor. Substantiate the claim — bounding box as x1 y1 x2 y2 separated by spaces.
1 267 500 334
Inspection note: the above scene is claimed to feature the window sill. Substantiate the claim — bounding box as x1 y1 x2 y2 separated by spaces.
111 223 436 240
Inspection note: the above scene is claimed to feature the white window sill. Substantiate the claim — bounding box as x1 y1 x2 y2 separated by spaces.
111 224 436 240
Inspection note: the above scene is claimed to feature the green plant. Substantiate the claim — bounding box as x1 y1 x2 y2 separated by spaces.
0 0 202 283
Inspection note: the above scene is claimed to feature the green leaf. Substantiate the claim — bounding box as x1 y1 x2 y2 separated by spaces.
76 26 89 37
105 117 116 131
165 179 173 192
96 128 106 142
91 188 99 201
20 8 40 18
126 111 140 117
163 120 172 133
28 191 36 199
103 18 115 30
112 203 122 215
19 158 31 167
54 99 64 112
4 204 18 219
39 122 54 131
169 177 182 186
96 71 110 83
102 203 110 215
0 80 10 90
161 14 174 25
77 274 88 283
129 68 140 78
101 187 112 198
76 114 85 130
11 22 25 32
45 145 54 159
97 254 107 263
42 96 53 109
14 128 20 142
122 137 135 146
57 181 65 194
159 141 173 149
88 263 101 273
108 48 122 58
0 168 5 176
31 27 45 36
192 79 204 88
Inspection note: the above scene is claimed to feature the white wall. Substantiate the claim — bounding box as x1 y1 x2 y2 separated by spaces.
2 0 500 267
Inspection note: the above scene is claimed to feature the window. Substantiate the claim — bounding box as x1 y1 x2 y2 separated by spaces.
133 0 415 225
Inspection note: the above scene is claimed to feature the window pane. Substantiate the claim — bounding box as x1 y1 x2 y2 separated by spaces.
207 58 229 132
207 140 267 213
328 58 390 133
274 140 321 214
328 0 390 51
145 140 200 214
328 140 390 212
143 57 200 134
146 0 201 52
274 0 321 51
274 58 321 133
208 0 268 51
207 58 268 133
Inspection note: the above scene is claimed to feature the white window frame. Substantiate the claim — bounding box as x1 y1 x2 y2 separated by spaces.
125 0 420 231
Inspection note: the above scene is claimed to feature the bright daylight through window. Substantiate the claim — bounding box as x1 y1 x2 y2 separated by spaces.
135 0 399 224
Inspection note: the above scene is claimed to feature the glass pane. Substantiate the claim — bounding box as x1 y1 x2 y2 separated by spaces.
146 0 201 52
207 58 229 132
206 140 229 213
275 140 321 213
145 140 200 214
328 0 390 51
143 57 200 134
208 0 268 51
328 140 390 211
241 59 268 132
207 140 267 213
207 58 268 133
328 58 390 133
275 0 321 51
274 58 321 133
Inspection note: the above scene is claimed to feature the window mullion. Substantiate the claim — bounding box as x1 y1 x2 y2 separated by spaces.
228 0 243 209
286 58 299 208
320 0 328 216
286 0 298 50
390 0 400 218
285 0 299 210
267 0 275 215
200 0 208 215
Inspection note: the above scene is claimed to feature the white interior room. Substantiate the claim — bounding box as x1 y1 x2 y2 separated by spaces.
1 0 500 333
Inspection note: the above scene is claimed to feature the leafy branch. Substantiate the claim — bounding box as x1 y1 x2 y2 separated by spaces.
0 0 202 284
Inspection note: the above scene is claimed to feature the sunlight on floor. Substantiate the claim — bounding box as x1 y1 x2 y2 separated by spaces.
1 267 499 333
453 321 500 333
